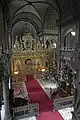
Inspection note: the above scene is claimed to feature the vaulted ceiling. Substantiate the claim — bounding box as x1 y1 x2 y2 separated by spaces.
0 0 80 36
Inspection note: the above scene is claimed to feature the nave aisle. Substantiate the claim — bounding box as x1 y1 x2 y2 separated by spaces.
25 75 53 112
25 75 64 120
36 76 73 120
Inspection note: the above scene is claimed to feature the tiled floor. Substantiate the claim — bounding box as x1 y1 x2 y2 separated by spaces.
58 107 73 120
19 116 37 120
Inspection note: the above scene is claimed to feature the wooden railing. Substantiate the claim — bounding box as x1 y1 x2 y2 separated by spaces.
13 103 39 120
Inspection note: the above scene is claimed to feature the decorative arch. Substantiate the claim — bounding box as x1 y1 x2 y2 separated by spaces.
10 11 42 25
11 12 43 34
46 40 50 49
43 6 59 29
46 36 57 49
31 1 60 17
13 4 41 20
43 6 50 27
47 36 57 43
61 26 76 50
12 18 39 34
8 0 60 24
25 59 32 65
61 26 76 39
65 28 75 36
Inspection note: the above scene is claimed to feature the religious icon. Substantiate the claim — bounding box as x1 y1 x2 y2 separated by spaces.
25 59 32 65
16 60 21 71
26 40 31 48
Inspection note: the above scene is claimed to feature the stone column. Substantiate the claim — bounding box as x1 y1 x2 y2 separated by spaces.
72 21 80 120
0 80 2 120
8 29 12 89
72 67 80 120
72 83 80 120
56 28 61 74
2 12 11 120
8 55 12 90
2 75 11 120
8 29 12 50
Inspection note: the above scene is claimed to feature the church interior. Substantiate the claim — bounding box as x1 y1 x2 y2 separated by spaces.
0 0 80 120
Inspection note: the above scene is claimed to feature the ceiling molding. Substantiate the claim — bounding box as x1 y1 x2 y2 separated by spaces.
8 0 60 24
10 11 43 26
31 1 60 17
11 18 40 34
31 4 41 20
42 5 50 29
8 3 29 23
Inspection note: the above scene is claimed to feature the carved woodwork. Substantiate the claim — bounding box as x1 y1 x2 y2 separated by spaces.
12 30 56 77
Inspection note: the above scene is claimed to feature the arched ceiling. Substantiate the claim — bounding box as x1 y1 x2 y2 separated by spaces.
1 0 79 36
6 0 59 36
11 12 43 32
12 21 36 38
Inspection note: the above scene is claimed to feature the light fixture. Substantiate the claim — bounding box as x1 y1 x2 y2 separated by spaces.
74 71 76 74
42 44 44 46
14 71 19 75
14 45 16 48
9 77 11 89
53 43 56 48
71 31 76 36
41 68 45 72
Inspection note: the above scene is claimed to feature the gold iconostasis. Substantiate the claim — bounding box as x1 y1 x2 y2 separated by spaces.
11 31 57 82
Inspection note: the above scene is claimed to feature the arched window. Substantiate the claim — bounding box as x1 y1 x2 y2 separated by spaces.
64 29 76 50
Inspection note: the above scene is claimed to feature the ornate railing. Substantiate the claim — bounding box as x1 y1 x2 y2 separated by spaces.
54 96 74 111
13 103 39 120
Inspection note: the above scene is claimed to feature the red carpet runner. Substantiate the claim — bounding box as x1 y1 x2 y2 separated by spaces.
25 75 64 120
26 75 53 112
